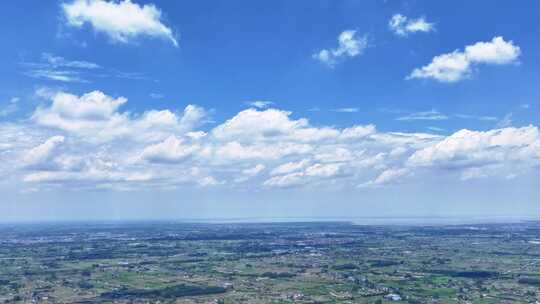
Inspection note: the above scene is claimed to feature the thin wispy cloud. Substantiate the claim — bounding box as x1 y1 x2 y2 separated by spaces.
149 93 164 99
21 53 151 83
427 126 445 132
332 108 359 113
496 113 513 128
0 97 20 117
396 109 448 121
41 53 100 69
21 53 100 83
246 101 274 109
455 114 498 121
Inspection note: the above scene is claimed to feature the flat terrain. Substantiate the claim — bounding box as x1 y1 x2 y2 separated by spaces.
1 221 540 303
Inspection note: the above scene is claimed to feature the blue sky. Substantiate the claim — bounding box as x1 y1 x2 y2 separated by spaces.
0 0 539 221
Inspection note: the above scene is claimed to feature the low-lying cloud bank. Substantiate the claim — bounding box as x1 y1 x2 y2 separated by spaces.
1 90 538 192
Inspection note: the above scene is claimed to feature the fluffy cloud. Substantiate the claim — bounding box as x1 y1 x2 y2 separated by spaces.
408 126 540 169
373 168 410 185
263 163 343 188
32 90 205 142
2 89 540 192
271 159 310 176
409 37 520 82
22 136 65 169
214 141 312 160
140 135 199 163
389 14 434 36
212 108 343 143
313 30 368 67
62 0 178 46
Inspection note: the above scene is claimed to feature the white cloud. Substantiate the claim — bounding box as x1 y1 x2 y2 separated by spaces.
332 108 359 113
242 164 265 176
215 141 312 160
62 0 178 46
374 168 410 184
24 69 89 83
263 162 343 188
360 168 410 187
21 52 148 83
271 159 310 176
246 101 274 109
496 113 513 128
2 89 540 192
455 114 498 121
22 136 65 169
408 126 540 169
464 37 521 64
140 135 199 163
314 147 354 163
389 14 434 36
396 109 448 121
0 97 20 117
313 30 368 67
212 108 309 141
41 53 101 69
32 90 205 142
460 167 487 181
263 172 305 188
305 163 341 178
340 125 376 140
409 36 521 82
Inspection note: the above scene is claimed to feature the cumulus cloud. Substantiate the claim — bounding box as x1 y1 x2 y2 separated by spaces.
408 126 540 169
62 0 178 46
263 172 305 188
409 36 521 82
215 141 312 161
22 136 65 169
389 14 434 36
1 89 540 192
263 163 343 188
373 168 410 185
270 159 310 176
140 135 199 163
212 108 335 143
313 30 368 67
32 90 205 142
